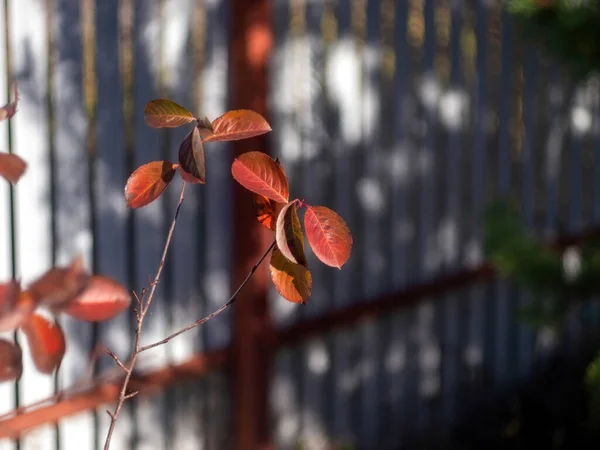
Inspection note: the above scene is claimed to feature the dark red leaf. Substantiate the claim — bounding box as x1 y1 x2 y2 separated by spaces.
254 194 282 231
275 200 307 266
20 313 66 374
144 99 195 128
178 126 206 184
231 151 289 203
124 161 177 208
304 206 353 269
27 256 90 311
0 153 27 184
203 110 271 142
269 247 312 304
0 281 37 332
64 275 131 322
0 83 19 122
0 339 22 382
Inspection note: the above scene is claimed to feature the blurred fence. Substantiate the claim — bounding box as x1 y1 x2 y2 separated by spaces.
2 0 600 449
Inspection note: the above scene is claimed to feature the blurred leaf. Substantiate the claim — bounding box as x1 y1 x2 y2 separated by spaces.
0 339 22 382
144 99 195 128
125 160 177 208
204 110 271 142
27 256 90 311
178 126 206 184
20 313 66 374
0 83 18 122
304 206 352 269
276 200 307 266
0 281 36 332
0 153 27 184
231 151 289 203
270 247 312 304
63 275 131 322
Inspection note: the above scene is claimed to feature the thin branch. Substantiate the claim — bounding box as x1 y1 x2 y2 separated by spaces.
103 181 187 450
138 239 276 353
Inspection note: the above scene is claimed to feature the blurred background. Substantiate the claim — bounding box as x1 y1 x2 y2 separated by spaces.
4 0 600 449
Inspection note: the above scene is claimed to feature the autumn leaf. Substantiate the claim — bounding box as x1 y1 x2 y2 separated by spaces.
254 194 282 231
0 339 22 382
27 256 90 311
203 110 271 142
0 83 19 122
144 99 195 128
270 247 312 304
178 126 206 184
231 151 289 203
125 160 177 208
276 200 307 266
0 281 36 332
20 313 66 374
0 153 27 184
197 116 214 139
64 275 131 322
304 206 352 269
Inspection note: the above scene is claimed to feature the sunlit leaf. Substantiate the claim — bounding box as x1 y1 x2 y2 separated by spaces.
144 99 195 128
269 247 312 304
0 339 22 382
254 194 282 231
20 313 66 374
125 160 177 208
231 151 289 203
0 281 37 332
64 275 131 322
0 83 19 122
203 110 271 142
178 126 206 184
276 201 307 266
304 206 352 269
27 256 90 311
0 153 27 184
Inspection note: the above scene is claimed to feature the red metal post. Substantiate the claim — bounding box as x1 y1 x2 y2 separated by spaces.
229 1 274 449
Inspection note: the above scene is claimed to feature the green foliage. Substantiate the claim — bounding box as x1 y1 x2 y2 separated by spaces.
507 0 600 80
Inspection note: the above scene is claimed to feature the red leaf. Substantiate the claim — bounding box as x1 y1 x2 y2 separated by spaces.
27 256 90 311
125 161 177 208
0 282 36 332
231 151 289 203
0 339 22 382
144 99 195 128
20 313 66 374
203 110 271 142
63 275 131 322
254 194 282 231
270 247 312 304
178 126 206 184
0 83 19 122
0 153 27 184
304 206 353 269
275 200 307 266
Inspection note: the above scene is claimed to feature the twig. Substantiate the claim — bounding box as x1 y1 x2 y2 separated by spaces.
103 181 187 450
138 239 276 353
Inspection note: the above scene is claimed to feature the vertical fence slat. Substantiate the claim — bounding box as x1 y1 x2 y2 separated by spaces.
8 0 56 448
52 0 96 448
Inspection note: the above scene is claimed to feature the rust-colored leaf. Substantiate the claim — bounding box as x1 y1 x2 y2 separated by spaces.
178 126 206 184
0 339 22 382
276 200 307 266
270 247 312 304
231 151 289 203
27 256 90 311
0 83 19 122
0 153 27 184
0 282 36 332
64 275 131 322
144 99 195 128
203 110 271 142
197 116 214 139
304 206 353 269
124 160 177 208
254 194 283 231
20 313 66 374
